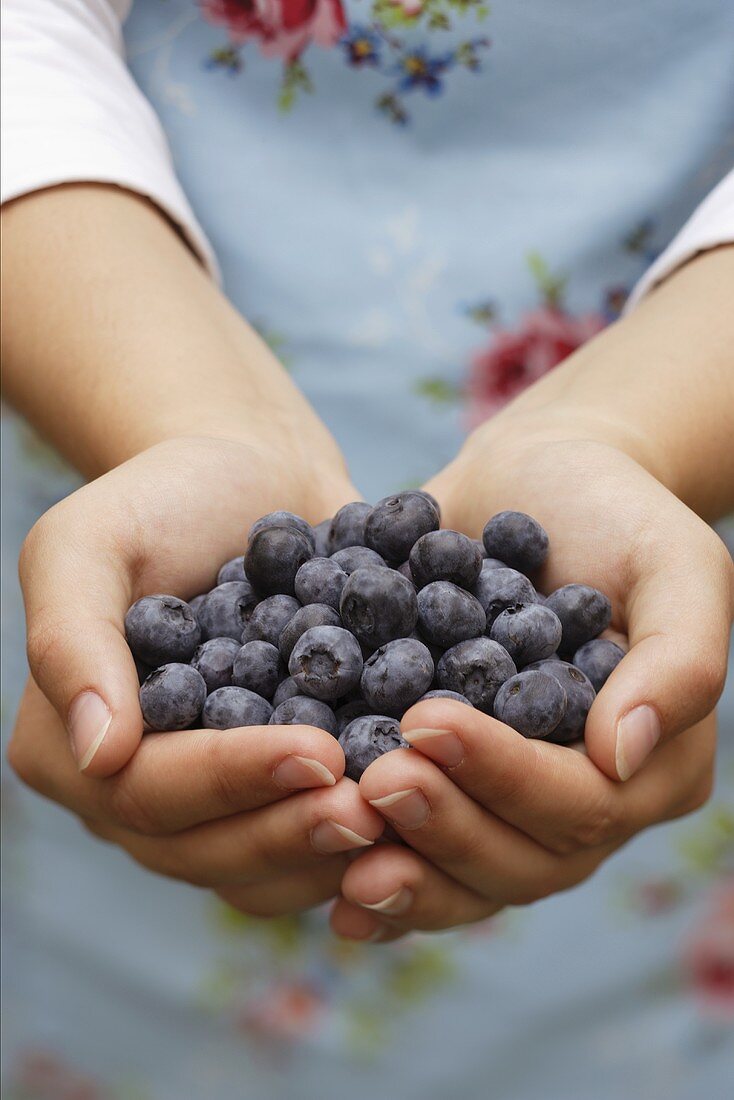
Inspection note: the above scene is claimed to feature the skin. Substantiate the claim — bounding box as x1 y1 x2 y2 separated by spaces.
3 185 733 932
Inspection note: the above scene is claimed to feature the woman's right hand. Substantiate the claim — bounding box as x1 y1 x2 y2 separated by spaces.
8 434 384 912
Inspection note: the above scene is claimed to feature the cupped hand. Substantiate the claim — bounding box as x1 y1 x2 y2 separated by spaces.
9 433 387 911
331 429 732 941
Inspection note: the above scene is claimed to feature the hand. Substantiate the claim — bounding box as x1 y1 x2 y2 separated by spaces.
330 427 732 941
9 434 384 911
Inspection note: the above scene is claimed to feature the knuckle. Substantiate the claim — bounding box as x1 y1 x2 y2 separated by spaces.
108 778 160 835
565 794 622 851
690 652 728 711
205 736 248 813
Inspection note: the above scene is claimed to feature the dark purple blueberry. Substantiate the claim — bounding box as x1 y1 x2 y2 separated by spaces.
294 557 348 611
545 584 612 657
197 581 259 642
412 490 441 522
188 594 207 616
526 659 596 742
125 595 201 666
232 640 282 699
409 529 483 590
482 511 549 573
437 637 516 714
494 671 567 739
216 555 246 585
472 565 539 627
134 657 154 685
202 686 273 729
472 538 488 560
191 636 240 693
278 603 341 662
140 663 206 731
338 715 408 781
245 526 312 597
328 501 372 553
339 566 418 649
272 676 301 707
489 604 563 667
288 625 364 702
418 689 472 706
364 492 439 563
396 560 415 585
572 638 625 692
416 581 486 648
330 545 388 575
270 695 338 736
335 698 374 733
360 638 434 717
312 518 332 557
249 511 315 552
240 594 300 647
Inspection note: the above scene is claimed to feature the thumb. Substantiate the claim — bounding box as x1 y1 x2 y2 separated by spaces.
584 530 733 781
20 514 143 777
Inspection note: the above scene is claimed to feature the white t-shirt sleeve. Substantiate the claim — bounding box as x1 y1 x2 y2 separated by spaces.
1 0 219 278
627 169 734 309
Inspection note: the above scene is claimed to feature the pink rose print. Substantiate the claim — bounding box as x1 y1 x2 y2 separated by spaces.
467 305 604 426
201 0 347 61
235 981 325 1042
683 882 734 1017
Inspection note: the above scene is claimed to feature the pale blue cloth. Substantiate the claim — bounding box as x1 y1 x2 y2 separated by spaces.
3 2 734 1096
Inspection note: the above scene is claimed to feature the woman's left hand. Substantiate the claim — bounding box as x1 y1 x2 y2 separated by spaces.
330 705 715 942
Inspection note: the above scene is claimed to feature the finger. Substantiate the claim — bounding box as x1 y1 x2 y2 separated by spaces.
19 501 142 777
95 779 385 887
584 523 732 780
340 843 501 932
329 899 405 944
358 749 591 903
401 699 716 855
216 859 347 917
9 681 345 834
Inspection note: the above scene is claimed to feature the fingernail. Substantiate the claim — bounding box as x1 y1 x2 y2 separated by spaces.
311 821 374 854
359 886 413 916
369 788 430 829
68 692 112 771
274 755 336 790
403 727 464 767
615 705 661 780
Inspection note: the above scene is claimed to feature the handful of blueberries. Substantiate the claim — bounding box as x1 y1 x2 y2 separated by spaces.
126 493 624 780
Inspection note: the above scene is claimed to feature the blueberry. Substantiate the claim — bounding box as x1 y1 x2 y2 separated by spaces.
125 595 201 666
472 565 538 627
197 581 259 642
494 671 567 739
364 492 439 563
188 593 207 616
312 518 332 557
249 511 315 552
409 530 483 590
396 560 415 585
340 566 418 648
545 584 612 656
272 676 301 707
270 695 338 736
489 604 563 667
331 545 387 575
526 660 596 742
140 663 207 731
334 698 374 733
217 555 246 585
232 640 282 699
328 501 372 553
245 526 312 597
134 657 154 685
437 637 516 713
338 715 408 781
472 538 488 560
288 625 363 702
202 686 273 729
482 511 549 573
191 637 240 692
416 581 486 648
572 639 625 692
418 689 472 706
294 557 348 611
278 603 341 662
240 594 300 646
412 490 441 522
360 637 434 716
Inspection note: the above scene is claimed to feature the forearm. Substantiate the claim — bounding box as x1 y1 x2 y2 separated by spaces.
474 246 734 520
1 184 346 482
